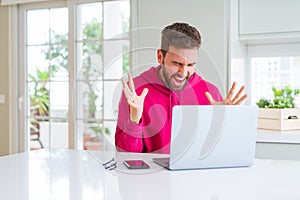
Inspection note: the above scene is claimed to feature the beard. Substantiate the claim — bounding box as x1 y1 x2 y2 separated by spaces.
162 65 190 91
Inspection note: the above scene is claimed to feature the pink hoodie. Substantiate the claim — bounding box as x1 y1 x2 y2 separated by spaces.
115 65 223 153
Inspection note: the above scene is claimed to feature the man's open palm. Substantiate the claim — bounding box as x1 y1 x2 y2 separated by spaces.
121 73 148 123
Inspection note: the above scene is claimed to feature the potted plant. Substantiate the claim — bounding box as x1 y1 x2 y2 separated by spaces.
256 85 300 130
29 68 50 148
83 124 110 150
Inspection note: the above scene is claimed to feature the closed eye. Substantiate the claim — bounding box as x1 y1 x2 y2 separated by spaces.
171 61 196 68
172 61 183 67
188 63 196 67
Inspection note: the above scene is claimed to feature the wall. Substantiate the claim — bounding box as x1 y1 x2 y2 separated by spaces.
0 5 10 156
229 0 247 100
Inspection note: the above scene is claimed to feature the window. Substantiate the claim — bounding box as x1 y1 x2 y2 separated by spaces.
19 0 130 151
231 43 300 107
246 44 300 106
251 56 300 105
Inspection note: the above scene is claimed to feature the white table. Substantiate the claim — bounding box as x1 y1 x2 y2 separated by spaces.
1 149 300 200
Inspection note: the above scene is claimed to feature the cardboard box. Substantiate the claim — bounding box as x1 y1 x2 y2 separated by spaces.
258 108 300 130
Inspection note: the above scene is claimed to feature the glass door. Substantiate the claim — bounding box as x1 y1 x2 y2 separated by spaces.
25 6 69 150
75 1 130 150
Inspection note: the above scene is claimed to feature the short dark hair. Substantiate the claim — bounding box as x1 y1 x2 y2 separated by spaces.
161 22 201 56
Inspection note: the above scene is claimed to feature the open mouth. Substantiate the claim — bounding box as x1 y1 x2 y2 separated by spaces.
172 76 186 87
174 76 185 83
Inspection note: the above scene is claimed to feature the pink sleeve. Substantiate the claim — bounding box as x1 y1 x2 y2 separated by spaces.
207 82 223 102
114 92 144 152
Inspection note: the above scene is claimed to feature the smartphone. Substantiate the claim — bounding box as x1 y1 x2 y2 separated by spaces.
123 159 150 169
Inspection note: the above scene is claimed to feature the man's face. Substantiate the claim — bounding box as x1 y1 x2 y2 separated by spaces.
158 46 198 91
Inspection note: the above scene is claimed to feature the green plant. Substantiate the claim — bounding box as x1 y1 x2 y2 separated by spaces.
29 31 68 118
29 68 50 116
256 85 300 108
81 18 102 118
88 125 110 141
29 68 50 142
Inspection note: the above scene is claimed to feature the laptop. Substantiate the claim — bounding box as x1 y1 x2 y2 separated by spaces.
153 105 258 170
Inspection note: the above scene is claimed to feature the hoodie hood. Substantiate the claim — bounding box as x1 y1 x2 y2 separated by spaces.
138 65 170 95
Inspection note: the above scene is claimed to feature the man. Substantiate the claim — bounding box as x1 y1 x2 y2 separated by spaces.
115 22 247 153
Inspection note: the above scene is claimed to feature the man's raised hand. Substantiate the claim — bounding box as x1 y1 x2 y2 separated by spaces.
121 73 148 123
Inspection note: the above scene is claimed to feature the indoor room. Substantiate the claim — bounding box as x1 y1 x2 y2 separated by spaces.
1 0 300 199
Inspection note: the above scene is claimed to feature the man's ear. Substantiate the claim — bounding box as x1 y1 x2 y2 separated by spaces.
157 49 163 64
